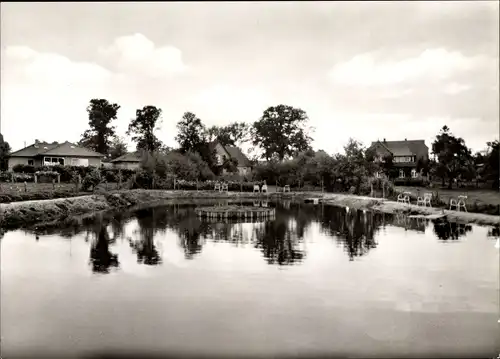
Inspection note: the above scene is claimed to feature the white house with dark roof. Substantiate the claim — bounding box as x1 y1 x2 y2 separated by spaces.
369 138 429 178
8 139 105 170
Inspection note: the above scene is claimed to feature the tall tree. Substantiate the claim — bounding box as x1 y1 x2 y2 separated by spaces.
207 122 249 147
175 112 207 153
79 99 120 155
252 105 312 161
127 106 163 153
431 125 472 189
175 112 217 170
0 133 11 171
485 140 499 190
108 136 128 160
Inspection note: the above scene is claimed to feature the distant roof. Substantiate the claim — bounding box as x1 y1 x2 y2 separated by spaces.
224 146 252 167
111 152 142 163
10 141 104 158
370 140 428 156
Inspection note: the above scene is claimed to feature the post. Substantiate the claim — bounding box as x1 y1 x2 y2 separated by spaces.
11 172 15 183
34 174 38 184
240 180 242 193
118 169 122 189
370 182 374 197
57 173 61 184
152 169 156 189
52 178 55 190
382 182 385 198
196 179 199 191
24 181 27 192
77 174 81 193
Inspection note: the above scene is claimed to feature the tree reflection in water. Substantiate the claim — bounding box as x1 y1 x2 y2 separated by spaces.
319 206 382 261
432 220 472 241
129 208 163 265
18 199 485 271
88 215 119 274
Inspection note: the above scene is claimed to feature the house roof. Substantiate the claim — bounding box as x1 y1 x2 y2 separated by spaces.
10 141 105 158
209 140 251 167
370 140 428 157
224 146 252 167
110 152 142 163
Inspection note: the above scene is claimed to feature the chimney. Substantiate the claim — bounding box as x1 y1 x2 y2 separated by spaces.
383 138 386 143
405 138 407 141
35 139 39 145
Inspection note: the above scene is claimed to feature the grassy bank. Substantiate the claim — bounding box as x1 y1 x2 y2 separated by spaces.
1 189 498 231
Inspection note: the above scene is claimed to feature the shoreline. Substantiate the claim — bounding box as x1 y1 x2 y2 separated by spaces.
1 189 498 231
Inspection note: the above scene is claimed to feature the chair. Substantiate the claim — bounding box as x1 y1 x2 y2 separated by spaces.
253 184 260 193
450 195 467 212
221 183 228 193
283 185 291 193
214 183 221 191
261 201 268 207
397 192 411 205
417 193 432 207
261 183 268 193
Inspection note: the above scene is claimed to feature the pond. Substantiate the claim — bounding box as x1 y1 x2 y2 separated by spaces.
1 200 499 359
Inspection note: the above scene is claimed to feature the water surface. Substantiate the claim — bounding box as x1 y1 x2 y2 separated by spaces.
1 200 499 358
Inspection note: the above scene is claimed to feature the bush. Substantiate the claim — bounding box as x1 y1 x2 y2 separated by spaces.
81 169 103 191
12 164 36 173
393 177 430 187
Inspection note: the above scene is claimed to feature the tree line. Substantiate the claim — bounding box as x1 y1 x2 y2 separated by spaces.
0 98 498 191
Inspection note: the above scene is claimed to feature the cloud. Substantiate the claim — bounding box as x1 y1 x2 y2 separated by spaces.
328 48 490 87
3 45 112 87
442 82 471 95
99 33 189 78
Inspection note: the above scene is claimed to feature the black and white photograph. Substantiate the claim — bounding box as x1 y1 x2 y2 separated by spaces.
0 2 499 359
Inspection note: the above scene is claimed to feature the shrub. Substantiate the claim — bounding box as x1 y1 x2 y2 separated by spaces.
393 177 430 187
12 164 36 173
81 169 103 191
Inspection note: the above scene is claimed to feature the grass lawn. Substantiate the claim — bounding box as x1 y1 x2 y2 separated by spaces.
395 185 500 208
0 182 121 203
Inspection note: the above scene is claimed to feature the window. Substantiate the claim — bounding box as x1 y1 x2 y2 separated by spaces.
71 158 89 167
399 169 405 178
43 157 65 166
411 169 417 178
28 160 34 166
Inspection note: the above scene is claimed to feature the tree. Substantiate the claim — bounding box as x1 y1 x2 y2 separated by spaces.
0 133 11 171
252 104 313 161
431 125 472 189
127 106 163 153
485 140 499 190
108 136 128 160
175 112 217 171
175 112 207 153
78 99 120 155
207 122 250 147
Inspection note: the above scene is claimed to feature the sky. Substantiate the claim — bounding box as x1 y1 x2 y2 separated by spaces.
1 1 499 156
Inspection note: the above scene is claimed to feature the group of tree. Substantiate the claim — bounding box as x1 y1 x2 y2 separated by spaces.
0 133 10 171
430 125 498 190
4 96 497 193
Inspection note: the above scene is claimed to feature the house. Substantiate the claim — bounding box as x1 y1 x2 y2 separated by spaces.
369 138 429 179
110 152 142 170
8 140 105 170
209 140 253 175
